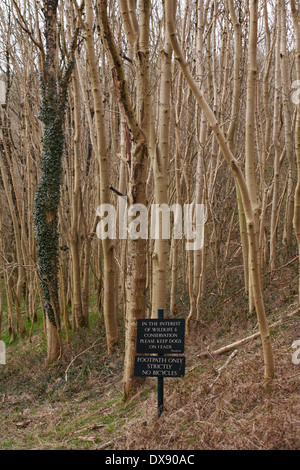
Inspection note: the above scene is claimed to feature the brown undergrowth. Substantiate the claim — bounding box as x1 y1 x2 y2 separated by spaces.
0 262 300 450
120 318 300 450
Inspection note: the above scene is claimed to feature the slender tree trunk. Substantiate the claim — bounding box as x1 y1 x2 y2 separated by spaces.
193 0 206 306
280 0 296 250
245 0 260 314
166 0 274 381
99 0 149 396
227 0 249 293
291 1 300 300
151 8 172 318
85 0 119 352
70 66 87 328
270 7 281 272
65 0 87 329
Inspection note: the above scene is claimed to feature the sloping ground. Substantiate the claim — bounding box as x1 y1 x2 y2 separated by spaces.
123 316 300 450
0 301 299 450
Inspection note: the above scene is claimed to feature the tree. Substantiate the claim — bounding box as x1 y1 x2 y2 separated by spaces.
291 1 300 299
165 0 274 381
33 0 81 362
99 0 149 396
84 0 119 350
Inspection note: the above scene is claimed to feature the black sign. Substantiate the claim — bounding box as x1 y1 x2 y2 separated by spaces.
134 355 186 378
136 319 185 354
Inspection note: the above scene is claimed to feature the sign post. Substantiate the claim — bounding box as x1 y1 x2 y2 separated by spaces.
157 308 164 417
134 309 186 418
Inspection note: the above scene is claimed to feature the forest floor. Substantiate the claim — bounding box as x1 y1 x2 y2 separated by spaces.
0 260 300 450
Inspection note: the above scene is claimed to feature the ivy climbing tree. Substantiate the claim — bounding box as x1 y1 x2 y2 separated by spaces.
33 0 80 363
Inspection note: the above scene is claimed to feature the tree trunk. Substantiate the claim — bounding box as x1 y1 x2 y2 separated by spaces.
33 0 78 362
85 0 119 352
151 9 172 318
166 0 274 381
99 0 149 397
291 1 300 299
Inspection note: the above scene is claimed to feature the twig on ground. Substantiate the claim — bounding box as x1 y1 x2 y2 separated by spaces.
209 349 238 388
64 338 101 382
197 307 300 359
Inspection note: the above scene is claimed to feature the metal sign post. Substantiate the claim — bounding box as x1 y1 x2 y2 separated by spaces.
157 308 164 417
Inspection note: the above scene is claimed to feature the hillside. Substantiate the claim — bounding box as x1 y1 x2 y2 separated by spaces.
1 267 299 451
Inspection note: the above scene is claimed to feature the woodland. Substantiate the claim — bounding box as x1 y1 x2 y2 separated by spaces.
0 0 300 451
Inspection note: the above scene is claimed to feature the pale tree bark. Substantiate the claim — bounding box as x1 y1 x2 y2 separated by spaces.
166 0 274 381
83 0 119 351
0 140 26 336
65 66 86 329
245 0 259 314
194 0 207 317
170 71 183 315
291 0 300 300
64 0 87 329
0 35 26 337
280 0 296 250
0 198 6 340
151 6 173 318
227 0 249 293
99 0 149 397
270 6 281 272
23 89 38 328
260 0 273 266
